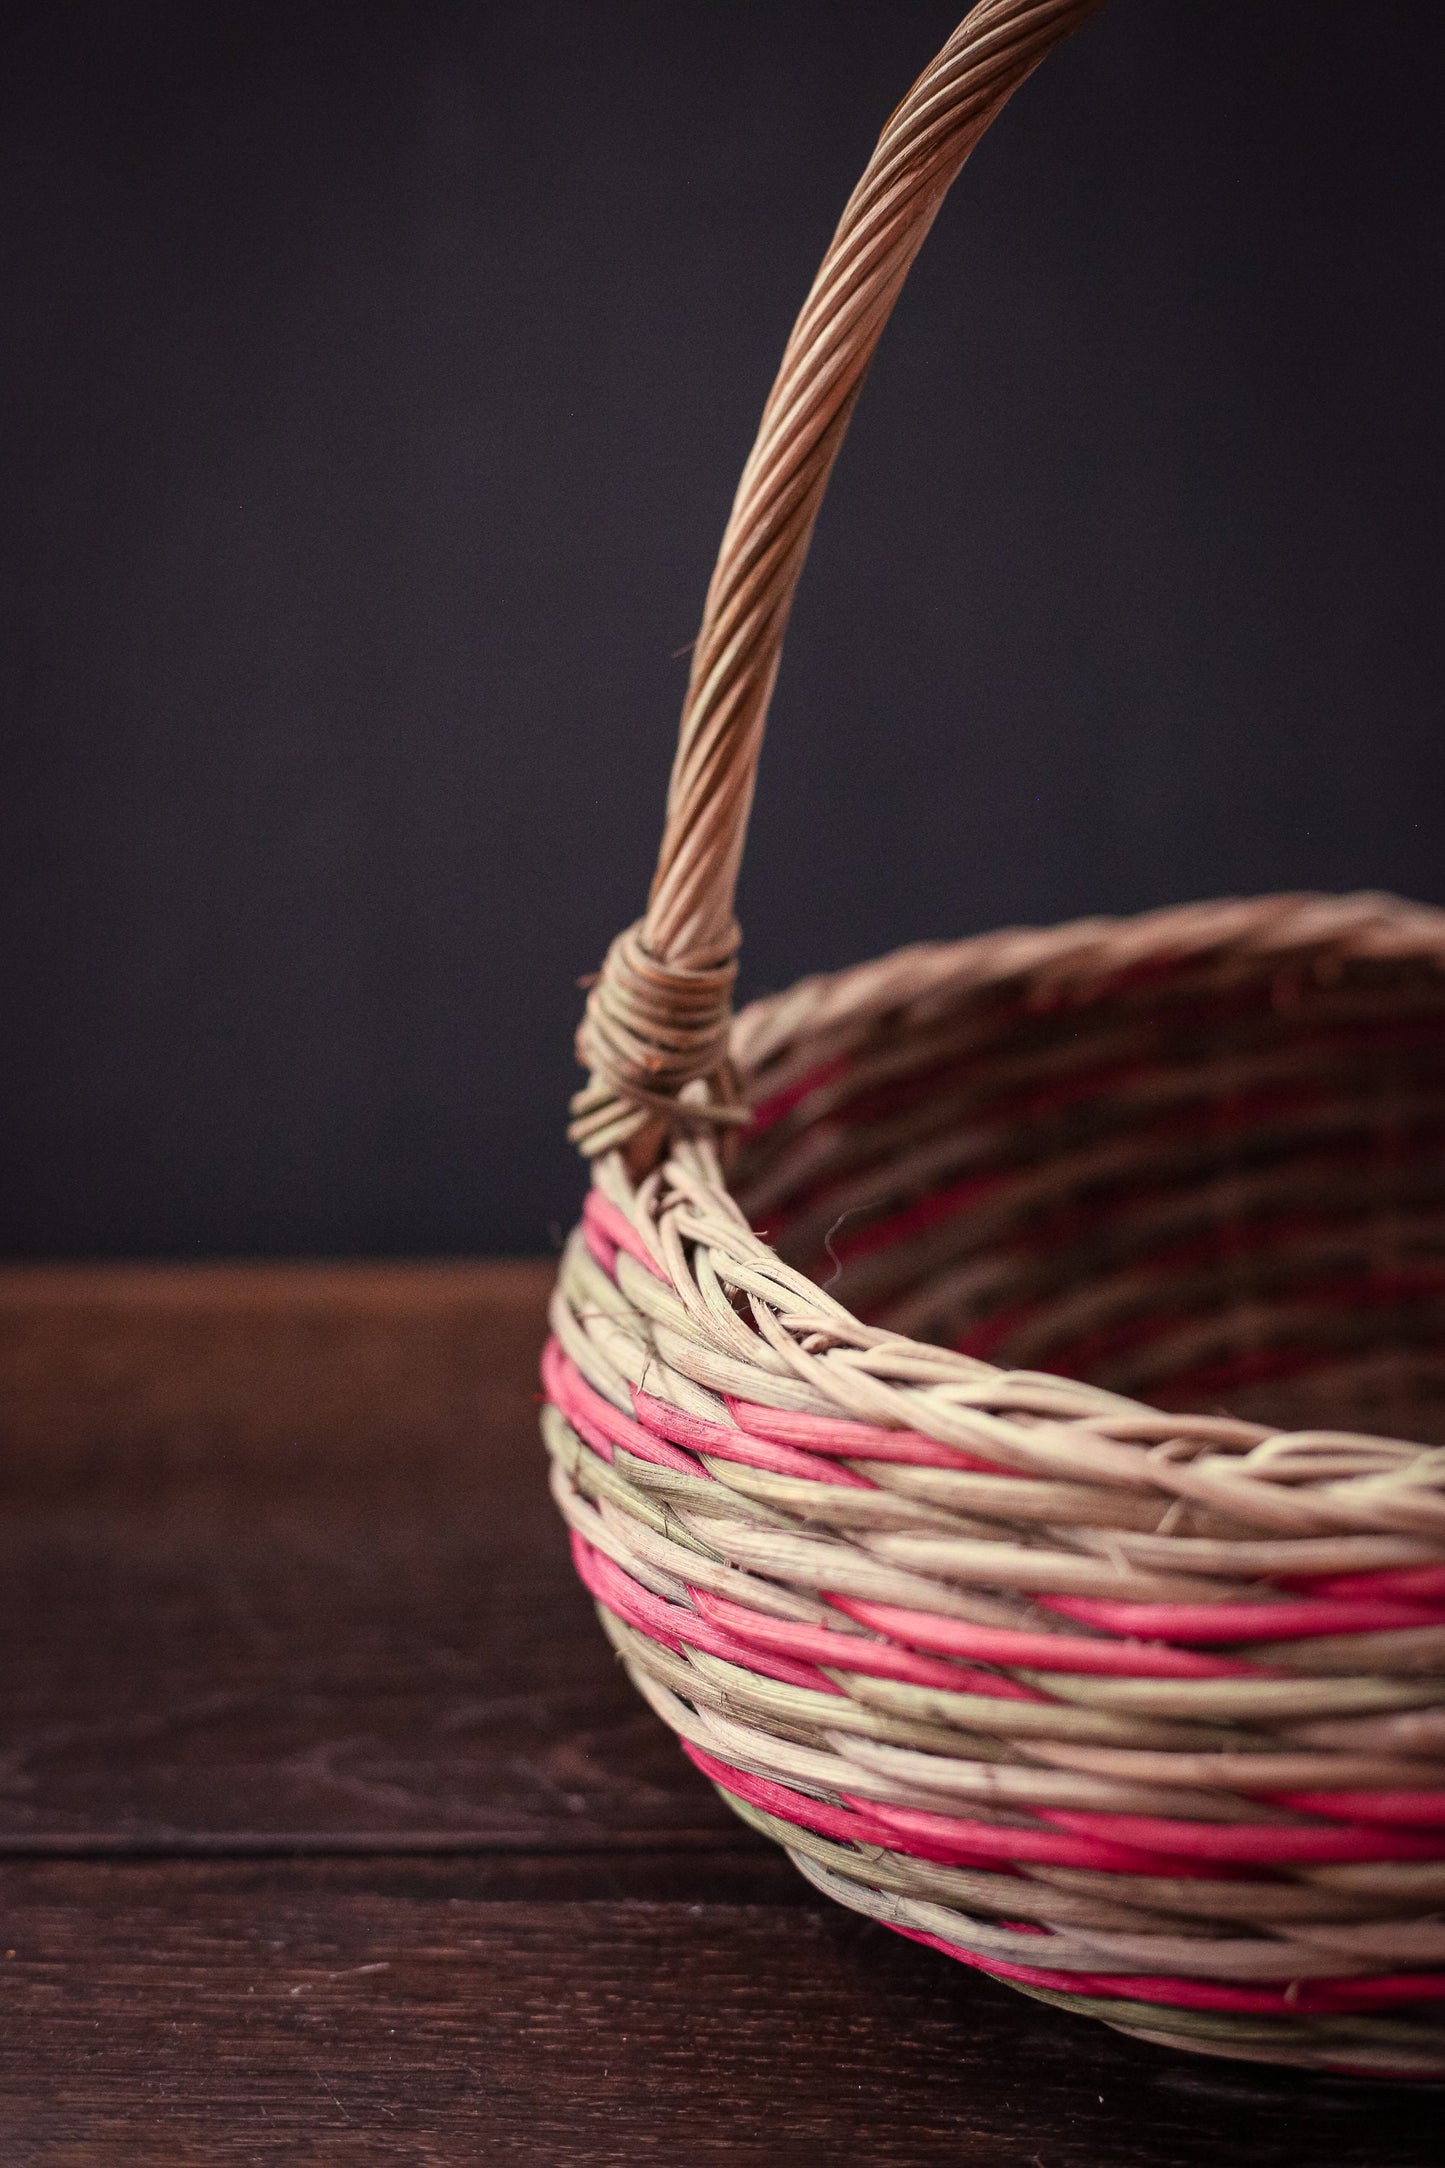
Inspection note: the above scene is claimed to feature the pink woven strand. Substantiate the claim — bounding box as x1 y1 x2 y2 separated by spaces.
1002 1266 1445 1388
570 1532 840 1693
1037 1808 1445 1866
580 1215 617 1278
682 1742 914 1851
582 1187 669 1280
632 1388 876 1489
688 1587 1046 1699
686 1739 1221 1874
543 1340 697 1473
833 1596 1262 1679
1266 1790 1445 1828
885 1923 1445 2016
772 1007 1445 1158
743 1055 849 1133
723 1395 1009 1470
1292 1566 1445 1602
1040 1594 1445 1641
848 1796 1228 1876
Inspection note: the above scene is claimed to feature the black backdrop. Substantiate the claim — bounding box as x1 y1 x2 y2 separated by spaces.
3 0 1442 1258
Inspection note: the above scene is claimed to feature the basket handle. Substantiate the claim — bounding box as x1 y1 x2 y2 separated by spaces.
571 0 1104 1166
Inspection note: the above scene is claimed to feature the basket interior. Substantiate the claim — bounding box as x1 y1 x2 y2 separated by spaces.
732 928 1445 1444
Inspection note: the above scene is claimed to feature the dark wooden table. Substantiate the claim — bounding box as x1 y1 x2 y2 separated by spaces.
1 1262 1439 2164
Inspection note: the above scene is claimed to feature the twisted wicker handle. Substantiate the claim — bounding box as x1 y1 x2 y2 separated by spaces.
572 0 1104 1164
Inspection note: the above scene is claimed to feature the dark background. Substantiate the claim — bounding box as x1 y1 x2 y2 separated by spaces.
3 0 1442 1259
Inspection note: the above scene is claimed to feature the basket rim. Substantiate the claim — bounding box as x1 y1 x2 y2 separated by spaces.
560 886 1445 1531
731 889 1445 1084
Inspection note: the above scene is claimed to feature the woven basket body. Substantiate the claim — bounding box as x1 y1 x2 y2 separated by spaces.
545 0 1445 2077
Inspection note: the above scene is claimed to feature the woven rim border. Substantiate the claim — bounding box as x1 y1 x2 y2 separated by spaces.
544 0 1445 2078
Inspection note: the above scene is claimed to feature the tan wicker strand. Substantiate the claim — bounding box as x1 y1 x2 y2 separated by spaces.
545 0 1445 2076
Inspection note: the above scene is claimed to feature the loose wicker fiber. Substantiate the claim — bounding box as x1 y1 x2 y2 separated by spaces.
544 0 1445 2076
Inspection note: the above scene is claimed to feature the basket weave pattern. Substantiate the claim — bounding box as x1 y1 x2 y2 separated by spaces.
544 1 1445 2077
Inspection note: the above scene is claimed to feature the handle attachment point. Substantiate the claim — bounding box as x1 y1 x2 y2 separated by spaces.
569 918 748 1164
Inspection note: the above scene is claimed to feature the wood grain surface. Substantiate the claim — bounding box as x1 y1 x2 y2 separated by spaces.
1 1262 1439 2162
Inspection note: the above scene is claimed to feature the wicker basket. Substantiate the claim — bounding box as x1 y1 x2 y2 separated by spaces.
543 0 1445 2077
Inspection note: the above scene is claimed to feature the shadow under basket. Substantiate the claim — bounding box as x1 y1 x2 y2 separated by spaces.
544 1 1445 2081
